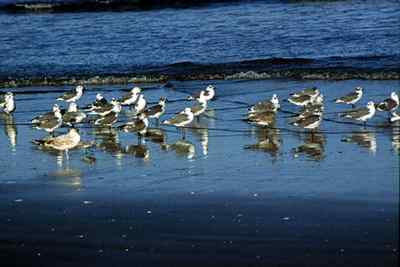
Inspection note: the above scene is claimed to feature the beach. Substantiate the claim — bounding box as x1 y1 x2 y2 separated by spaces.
0 79 398 266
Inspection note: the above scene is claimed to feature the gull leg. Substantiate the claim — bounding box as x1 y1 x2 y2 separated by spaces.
182 128 186 140
65 149 69 161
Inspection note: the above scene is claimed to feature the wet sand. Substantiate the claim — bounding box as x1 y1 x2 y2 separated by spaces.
0 79 399 266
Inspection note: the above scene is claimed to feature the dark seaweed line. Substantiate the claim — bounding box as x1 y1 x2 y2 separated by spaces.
1 69 400 88
2 55 400 87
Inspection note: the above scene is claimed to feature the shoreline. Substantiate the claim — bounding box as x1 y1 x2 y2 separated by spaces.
2 69 400 88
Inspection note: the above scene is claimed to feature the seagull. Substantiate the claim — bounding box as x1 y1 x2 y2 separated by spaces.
340 101 376 126
376 92 399 112
288 100 324 124
118 113 149 141
0 92 15 114
335 87 363 108
246 111 276 127
32 128 80 160
290 111 323 131
133 94 147 114
94 102 121 127
119 86 142 106
57 85 84 102
163 107 194 139
390 110 400 122
248 94 280 114
290 87 319 98
190 91 208 121
62 102 87 126
91 98 121 116
31 104 63 124
188 85 216 101
288 89 320 107
293 94 324 119
32 104 63 134
83 93 108 111
143 97 167 123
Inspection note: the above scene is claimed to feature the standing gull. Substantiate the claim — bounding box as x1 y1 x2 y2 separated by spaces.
289 94 325 123
163 107 194 139
246 111 276 127
94 101 122 127
288 89 320 107
33 128 81 160
57 85 84 102
290 87 319 98
143 97 167 124
188 85 216 101
32 104 63 135
118 113 149 141
63 102 87 126
91 98 120 117
84 93 108 111
340 101 376 126
376 92 399 113
248 94 280 114
190 91 208 121
335 87 363 108
134 94 147 114
119 87 142 106
290 111 323 131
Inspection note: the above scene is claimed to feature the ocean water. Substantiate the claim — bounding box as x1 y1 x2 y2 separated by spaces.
0 0 399 79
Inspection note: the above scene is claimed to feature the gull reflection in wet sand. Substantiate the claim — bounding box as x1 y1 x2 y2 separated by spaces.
162 140 196 160
144 127 167 146
245 127 281 161
49 156 83 188
124 143 150 160
0 113 17 152
190 121 209 156
93 127 124 164
292 132 326 161
341 130 377 154
391 123 399 152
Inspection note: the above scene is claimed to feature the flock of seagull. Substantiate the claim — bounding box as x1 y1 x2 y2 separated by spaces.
0 84 399 159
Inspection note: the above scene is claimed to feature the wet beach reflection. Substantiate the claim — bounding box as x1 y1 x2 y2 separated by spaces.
0 113 17 151
341 130 377 154
292 132 326 161
245 127 281 161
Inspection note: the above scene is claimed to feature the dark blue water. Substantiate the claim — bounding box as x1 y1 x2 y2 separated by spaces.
0 0 399 80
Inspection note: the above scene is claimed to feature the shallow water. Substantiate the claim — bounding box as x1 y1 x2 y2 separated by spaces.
0 79 399 265
1 79 399 199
